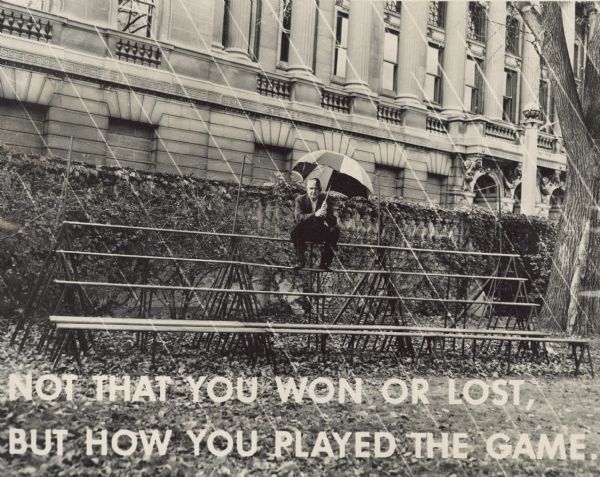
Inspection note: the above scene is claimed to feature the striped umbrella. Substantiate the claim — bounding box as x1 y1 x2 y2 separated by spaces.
292 151 374 199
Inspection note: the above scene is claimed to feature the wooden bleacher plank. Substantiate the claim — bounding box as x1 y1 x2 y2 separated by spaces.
52 320 585 343
61 221 521 258
49 316 548 336
53 279 540 307
55 323 268 333
55 250 527 281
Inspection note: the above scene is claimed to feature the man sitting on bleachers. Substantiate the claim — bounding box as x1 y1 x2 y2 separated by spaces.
291 178 340 271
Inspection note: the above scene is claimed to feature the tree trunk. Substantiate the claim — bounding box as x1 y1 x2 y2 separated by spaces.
576 178 600 334
540 156 594 332
518 3 598 332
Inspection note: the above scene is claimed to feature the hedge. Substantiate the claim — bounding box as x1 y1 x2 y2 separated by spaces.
0 144 556 319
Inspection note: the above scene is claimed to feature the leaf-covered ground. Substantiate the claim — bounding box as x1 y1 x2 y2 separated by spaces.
2 322 600 477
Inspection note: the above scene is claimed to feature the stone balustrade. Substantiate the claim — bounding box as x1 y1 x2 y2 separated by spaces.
0 7 52 42
377 103 405 126
484 121 518 142
232 196 465 245
115 38 162 68
537 131 557 152
256 75 291 100
321 89 351 114
426 115 448 134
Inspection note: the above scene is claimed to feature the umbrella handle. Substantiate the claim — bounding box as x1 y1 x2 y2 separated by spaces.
322 185 332 227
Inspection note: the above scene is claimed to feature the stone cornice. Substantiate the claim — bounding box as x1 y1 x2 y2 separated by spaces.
0 41 565 168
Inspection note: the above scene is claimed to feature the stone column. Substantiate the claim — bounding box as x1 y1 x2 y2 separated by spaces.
212 0 226 49
484 1 506 120
447 154 471 207
345 0 373 93
520 27 540 118
396 0 429 108
287 0 318 77
521 105 541 215
226 0 252 60
442 1 468 115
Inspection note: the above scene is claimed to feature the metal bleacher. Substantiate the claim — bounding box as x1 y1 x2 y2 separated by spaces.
10 221 593 375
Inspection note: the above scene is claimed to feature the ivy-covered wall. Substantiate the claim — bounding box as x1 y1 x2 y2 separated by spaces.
0 146 556 319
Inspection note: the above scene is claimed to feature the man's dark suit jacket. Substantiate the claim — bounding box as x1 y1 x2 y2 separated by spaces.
294 193 337 226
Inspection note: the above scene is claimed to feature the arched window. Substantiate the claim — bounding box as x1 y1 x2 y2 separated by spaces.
473 174 499 210
505 6 521 56
549 188 565 221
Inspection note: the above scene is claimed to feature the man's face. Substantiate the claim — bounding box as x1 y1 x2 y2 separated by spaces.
307 180 321 200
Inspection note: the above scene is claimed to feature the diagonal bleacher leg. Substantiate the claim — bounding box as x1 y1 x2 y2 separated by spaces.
586 344 595 377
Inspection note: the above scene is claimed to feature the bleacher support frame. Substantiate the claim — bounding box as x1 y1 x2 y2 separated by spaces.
10 221 593 376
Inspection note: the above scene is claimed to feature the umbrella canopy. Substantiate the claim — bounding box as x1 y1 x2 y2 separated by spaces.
292 151 374 199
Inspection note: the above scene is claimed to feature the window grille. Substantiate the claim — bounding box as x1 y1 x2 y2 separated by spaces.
466 1 486 43
428 1 446 29
505 11 520 55
117 0 155 38
384 2 401 14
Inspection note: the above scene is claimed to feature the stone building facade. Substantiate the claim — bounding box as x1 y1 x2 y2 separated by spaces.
0 0 594 218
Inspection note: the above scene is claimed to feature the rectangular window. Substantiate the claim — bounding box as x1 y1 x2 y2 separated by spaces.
222 0 230 48
107 118 156 169
425 44 443 104
505 14 520 56
0 99 47 154
375 164 402 198
428 1 446 29
249 0 262 61
574 41 585 80
539 79 549 122
382 30 399 91
464 57 484 114
539 79 555 132
426 173 447 205
576 3 586 40
333 11 349 77
467 1 486 43
279 0 292 63
117 0 155 38
503 69 518 123
251 144 291 184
